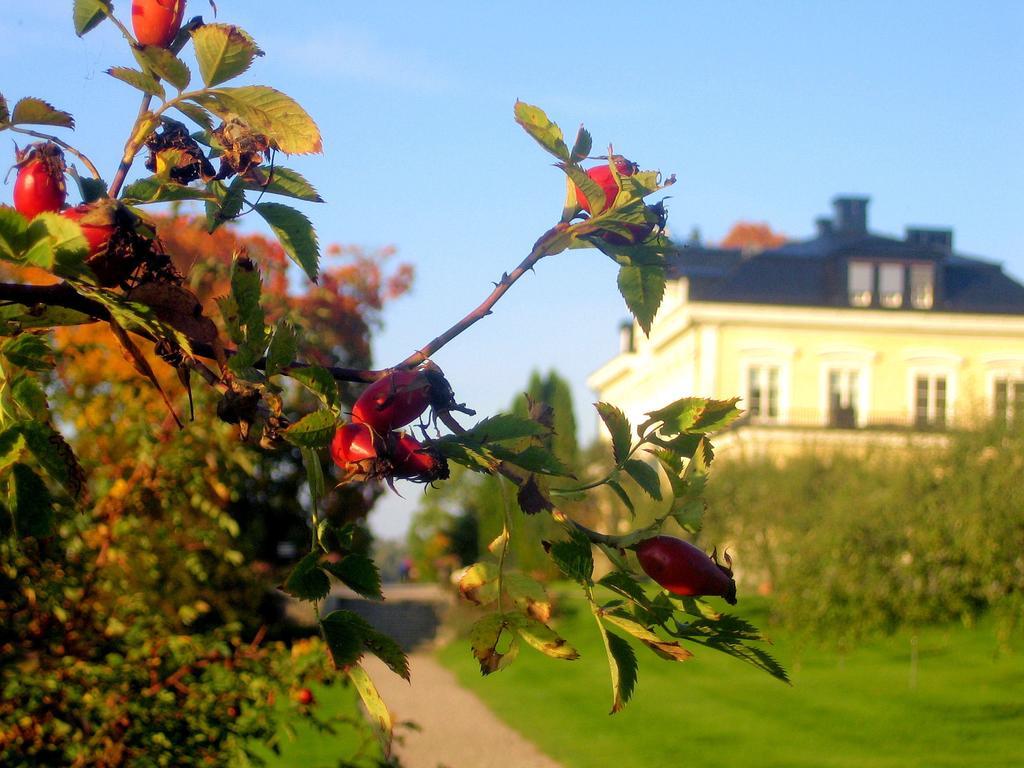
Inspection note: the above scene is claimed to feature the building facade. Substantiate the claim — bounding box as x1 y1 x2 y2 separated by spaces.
588 196 1024 452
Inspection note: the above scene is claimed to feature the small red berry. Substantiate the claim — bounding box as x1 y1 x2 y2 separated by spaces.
575 156 637 215
12 145 67 219
391 433 448 482
132 0 186 48
352 369 432 432
635 536 737 605
61 204 115 257
295 687 315 706
330 423 379 470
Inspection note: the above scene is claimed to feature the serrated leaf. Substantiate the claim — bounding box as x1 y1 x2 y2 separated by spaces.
241 167 323 202
106 67 165 98
229 254 266 356
0 428 25 475
617 263 665 337
2 334 54 372
192 86 323 155
10 98 74 129
205 177 246 233
692 397 743 433
492 444 572 477
192 24 264 87
570 124 592 163
323 554 383 601
603 612 693 662
360 623 410 680
321 610 365 669
347 665 393 758
264 321 297 378
19 422 85 501
605 479 634 517
516 617 579 660
172 101 215 132
120 177 217 204
513 101 569 161
457 413 550 444
623 459 662 501
255 202 319 281
11 462 53 539
458 562 499 605
133 46 191 91
283 409 337 448
69 168 108 204
282 551 330 601
289 365 340 410
596 402 631 464
600 627 638 714
470 613 520 675
562 163 605 214
107 320 181 428
598 571 649 605
547 535 593 584
23 213 89 279
73 0 110 36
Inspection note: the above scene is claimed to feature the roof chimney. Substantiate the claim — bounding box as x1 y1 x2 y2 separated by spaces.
815 216 834 237
906 227 953 253
832 196 870 235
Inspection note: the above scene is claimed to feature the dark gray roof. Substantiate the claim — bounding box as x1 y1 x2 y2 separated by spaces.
669 221 1024 315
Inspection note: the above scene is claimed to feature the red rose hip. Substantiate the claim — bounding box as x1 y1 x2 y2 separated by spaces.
635 535 737 605
351 368 432 432
12 144 67 219
575 156 638 215
132 0 186 48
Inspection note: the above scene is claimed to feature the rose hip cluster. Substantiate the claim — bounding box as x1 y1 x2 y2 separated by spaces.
330 367 450 484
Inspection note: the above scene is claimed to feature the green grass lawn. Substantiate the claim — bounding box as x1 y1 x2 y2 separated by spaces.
438 595 1024 768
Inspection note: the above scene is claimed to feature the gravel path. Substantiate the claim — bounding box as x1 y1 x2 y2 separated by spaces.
362 653 563 768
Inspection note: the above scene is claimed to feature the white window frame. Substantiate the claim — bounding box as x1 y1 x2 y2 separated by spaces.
740 346 793 424
905 351 960 428
984 359 1024 425
816 347 875 428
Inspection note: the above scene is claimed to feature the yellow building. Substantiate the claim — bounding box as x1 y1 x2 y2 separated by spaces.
588 196 1024 454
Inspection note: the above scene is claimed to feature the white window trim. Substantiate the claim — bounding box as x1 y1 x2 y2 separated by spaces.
985 368 1024 422
740 357 790 424
907 366 957 426
818 363 872 428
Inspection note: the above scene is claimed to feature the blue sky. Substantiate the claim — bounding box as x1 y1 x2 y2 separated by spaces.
3 2 1022 537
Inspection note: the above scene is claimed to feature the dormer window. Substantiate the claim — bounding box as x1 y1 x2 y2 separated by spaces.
848 261 873 306
879 263 905 308
910 264 935 309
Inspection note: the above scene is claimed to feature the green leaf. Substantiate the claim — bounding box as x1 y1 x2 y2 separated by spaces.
595 402 631 464
603 612 693 661
623 459 662 501
692 397 743 432
106 67 165 98
600 627 638 714
73 0 110 36
321 610 365 669
547 534 593 584
461 413 550 443
255 203 320 281
229 254 267 358
289 365 340 410
0 428 25 475
120 177 217 204
617 262 665 337
283 409 337 448
641 396 742 436
569 124 592 164
470 613 520 675
672 614 790 684
19 422 85 501
360 622 410 680
516 618 579 660
561 163 605 214
598 571 649 606
23 213 89 279
605 479 634 517
192 86 323 155
323 554 383 601
492 444 572 477
10 98 74 129
299 446 325 504
133 46 191 91
1 334 54 372
69 168 108 204
513 101 569 161
264 321 297 378
346 665 393 759
241 167 323 202
172 101 215 132
11 462 53 539
205 177 246 233
191 24 264 87
281 551 330 601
